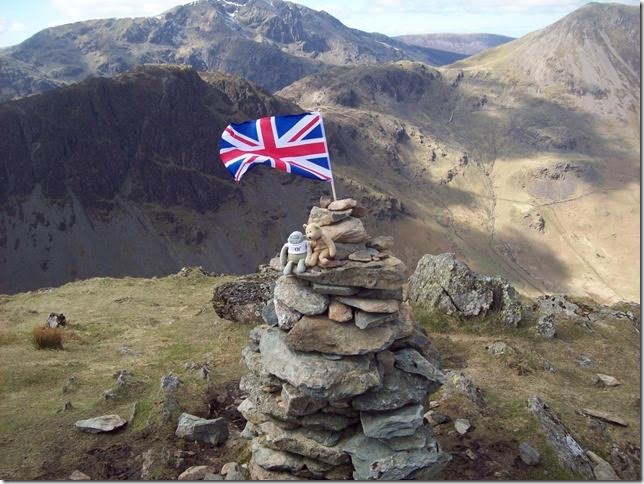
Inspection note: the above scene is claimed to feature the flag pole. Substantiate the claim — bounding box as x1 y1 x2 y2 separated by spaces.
317 112 337 201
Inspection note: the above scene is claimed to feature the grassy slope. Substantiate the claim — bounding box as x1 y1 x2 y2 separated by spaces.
417 304 641 479
0 274 639 480
0 271 249 480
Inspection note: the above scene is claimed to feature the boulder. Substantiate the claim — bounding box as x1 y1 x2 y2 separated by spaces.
336 296 399 313
528 396 594 479
75 415 126 433
487 341 512 355
592 374 621 387
328 300 353 323
587 451 620 480
352 367 435 412
179 466 217 480
286 315 410 356
212 272 277 323
308 206 352 226
536 313 557 338
175 413 229 445
259 327 382 400
273 298 302 330
333 242 367 260
536 295 580 318
343 428 449 480
274 276 328 316
328 198 357 211
408 253 522 326
360 403 424 439
296 258 407 290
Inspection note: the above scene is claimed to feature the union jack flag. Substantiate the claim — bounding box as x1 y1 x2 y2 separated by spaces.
219 112 333 183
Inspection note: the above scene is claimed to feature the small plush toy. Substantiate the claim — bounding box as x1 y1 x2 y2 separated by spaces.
280 231 309 275
303 223 337 268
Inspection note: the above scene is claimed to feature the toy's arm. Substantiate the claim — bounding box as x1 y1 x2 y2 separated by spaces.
279 244 289 268
325 235 337 258
305 240 314 266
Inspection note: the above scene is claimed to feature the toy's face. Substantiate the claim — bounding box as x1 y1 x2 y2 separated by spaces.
288 231 305 244
305 224 322 241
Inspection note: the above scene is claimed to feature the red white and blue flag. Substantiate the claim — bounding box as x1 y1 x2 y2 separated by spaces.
219 112 333 183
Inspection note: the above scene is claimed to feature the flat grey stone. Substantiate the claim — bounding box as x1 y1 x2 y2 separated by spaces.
360 403 424 439
75 414 126 433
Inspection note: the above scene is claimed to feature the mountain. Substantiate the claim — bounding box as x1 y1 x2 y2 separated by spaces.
395 33 514 56
0 0 464 102
279 3 640 304
450 2 640 129
0 3 639 303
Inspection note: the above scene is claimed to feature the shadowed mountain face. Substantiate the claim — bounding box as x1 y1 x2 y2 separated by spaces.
0 65 410 293
395 33 514 56
0 0 464 101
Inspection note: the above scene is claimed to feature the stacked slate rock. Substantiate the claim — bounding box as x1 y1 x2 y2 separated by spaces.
238 197 450 480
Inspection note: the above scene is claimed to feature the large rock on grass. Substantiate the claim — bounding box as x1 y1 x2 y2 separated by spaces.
407 253 522 326
175 413 229 445
212 272 277 323
259 327 381 400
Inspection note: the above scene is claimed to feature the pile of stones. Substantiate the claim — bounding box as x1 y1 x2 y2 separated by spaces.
237 197 450 480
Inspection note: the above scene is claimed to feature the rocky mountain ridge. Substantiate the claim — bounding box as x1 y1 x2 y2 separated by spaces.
0 0 464 101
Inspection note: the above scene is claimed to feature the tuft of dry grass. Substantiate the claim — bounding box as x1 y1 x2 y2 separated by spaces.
32 326 64 350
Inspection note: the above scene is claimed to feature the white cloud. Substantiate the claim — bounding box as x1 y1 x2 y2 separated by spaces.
49 0 188 23
9 21 26 32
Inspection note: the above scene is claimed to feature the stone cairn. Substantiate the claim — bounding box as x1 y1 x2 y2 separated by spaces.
237 196 450 480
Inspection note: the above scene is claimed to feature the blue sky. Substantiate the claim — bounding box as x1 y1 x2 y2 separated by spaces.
0 0 639 47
